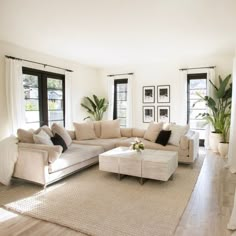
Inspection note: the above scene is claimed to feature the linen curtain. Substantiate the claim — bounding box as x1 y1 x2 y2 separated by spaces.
107 76 115 120
5 58 25 135
65 71 73 129
126 74 134 127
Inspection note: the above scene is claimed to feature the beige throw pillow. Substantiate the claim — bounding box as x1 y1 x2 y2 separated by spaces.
168 124 189 146
100 120 121 139
51 123 72 146
17 129 35 143
144 122 163 142
73 122 97 141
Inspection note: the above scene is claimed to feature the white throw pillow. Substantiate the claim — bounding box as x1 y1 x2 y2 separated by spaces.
33 130 53 146
100 120 121 139
168 124 189 146
144 122 163 142
51 123 72 146
73 122 97 140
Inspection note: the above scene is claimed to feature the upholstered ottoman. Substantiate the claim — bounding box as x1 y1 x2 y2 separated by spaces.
142 150 178 181
99 147 178 183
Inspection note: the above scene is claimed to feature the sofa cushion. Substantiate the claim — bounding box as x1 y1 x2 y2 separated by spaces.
100 120 121 139
67 130 76 140
155 130 172 146
51 123 72 146
168 124 189 146
94 121 101 138
74 122 97 140
33 130 54 146
120 128 132 137
17 129 35 143
132 128 145 138
144 122 163 142
51 133 68 152
73 137 126 151
49 144 104 173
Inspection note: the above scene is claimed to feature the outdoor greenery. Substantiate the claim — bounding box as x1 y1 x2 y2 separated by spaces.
81 95 108 121
193 74 232 142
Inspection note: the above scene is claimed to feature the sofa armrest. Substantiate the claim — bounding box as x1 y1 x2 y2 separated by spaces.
186 131 199 162
14 148 49 185
18 143 62 163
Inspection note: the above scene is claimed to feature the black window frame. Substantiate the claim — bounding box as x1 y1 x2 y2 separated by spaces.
187 73 207 146
22 67 65 127
113 79 128 126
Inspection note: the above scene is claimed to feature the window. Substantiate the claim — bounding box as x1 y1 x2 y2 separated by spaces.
113 79 128 127
23 67 65 129
187 73 207 146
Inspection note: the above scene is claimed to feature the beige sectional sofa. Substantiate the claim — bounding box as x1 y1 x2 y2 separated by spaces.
13 121 199 186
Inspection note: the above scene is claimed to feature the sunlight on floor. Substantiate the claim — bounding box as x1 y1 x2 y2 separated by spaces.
0 208 17 222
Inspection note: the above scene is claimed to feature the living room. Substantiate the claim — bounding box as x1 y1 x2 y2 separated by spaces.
0 0 236 235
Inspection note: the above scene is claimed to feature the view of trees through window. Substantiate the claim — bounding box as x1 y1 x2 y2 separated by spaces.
23 68 65 129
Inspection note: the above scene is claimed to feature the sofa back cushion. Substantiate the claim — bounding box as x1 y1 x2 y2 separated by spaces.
93 121 101 138
168 124 189 146
51 123 72 146
144 122 163 142
132 128 145 138
100 120 121 139
74 122 97 141
120 128 132 137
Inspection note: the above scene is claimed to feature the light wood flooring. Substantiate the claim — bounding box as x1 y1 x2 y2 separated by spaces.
0 148 236 236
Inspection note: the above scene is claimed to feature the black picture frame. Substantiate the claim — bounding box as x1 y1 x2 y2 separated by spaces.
157 106 170 123
143 106 155 123
143 86 155 103
157 85 170 103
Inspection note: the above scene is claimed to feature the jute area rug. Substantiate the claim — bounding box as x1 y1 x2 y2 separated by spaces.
0 155 204 236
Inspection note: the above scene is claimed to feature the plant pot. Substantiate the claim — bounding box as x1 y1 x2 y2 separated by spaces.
209 132 223 153
218 142 229 158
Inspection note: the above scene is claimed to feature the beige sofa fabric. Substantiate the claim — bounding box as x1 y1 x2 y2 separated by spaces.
100 120 121 139
49 144 103 173
74 122 97 140
51 123 72 146
132 128 146 138
40 125 53 137
18 143 62 163
168 124 189 146
73 137 126 151
93 121 101 138
120 128 132 137
143 122 163 142
67 130 76 140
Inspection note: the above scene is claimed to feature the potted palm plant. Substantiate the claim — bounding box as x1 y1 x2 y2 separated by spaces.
193 74 232 153
81 94 108 121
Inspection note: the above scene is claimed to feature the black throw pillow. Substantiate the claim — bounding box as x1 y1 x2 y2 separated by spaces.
156 130 172 146
51 133 68 152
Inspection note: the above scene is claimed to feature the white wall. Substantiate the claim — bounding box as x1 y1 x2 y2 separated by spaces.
0 41 105 139
99 55 234 129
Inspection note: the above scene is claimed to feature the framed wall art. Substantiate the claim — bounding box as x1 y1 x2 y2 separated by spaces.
157 85 170 103
143 86 155 103
143 106 155 123
157 106 170 123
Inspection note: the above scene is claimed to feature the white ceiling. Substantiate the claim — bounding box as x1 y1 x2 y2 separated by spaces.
0 0 236 67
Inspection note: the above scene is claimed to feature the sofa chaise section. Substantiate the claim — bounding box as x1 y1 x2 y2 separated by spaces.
14 143 104 186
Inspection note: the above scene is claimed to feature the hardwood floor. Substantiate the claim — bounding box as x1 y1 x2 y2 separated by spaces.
0 148 236 236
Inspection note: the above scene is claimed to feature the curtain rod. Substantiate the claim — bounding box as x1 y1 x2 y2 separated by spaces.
107 72 134 77
5 55 73 72
179 66 215 71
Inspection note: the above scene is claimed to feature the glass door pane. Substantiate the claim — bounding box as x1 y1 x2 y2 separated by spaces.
23 74 40 129
47 78 64 126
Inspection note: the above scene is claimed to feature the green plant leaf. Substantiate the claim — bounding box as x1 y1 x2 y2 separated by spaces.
216 74 231 98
